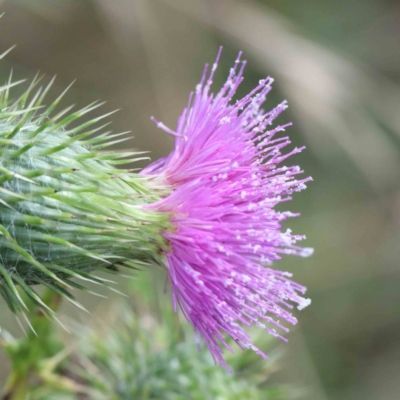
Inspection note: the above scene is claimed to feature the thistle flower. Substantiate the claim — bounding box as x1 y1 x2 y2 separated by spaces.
142 48 313 367
0 47 311 369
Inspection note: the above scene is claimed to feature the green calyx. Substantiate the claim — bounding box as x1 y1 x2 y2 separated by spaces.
0 73 171 314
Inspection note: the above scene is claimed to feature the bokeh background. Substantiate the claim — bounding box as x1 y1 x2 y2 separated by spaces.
1 0 400 399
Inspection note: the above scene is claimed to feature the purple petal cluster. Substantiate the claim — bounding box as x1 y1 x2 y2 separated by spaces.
143 48 313 368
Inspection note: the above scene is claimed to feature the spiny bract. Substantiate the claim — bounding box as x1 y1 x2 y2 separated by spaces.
0 72 171 315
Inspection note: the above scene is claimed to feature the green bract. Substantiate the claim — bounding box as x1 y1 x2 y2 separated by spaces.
0 73 171 314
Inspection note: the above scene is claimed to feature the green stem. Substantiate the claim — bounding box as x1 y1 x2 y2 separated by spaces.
2 288 63 400
2 373 28 400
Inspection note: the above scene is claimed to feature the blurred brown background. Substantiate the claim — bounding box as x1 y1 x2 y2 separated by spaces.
1 0 400 399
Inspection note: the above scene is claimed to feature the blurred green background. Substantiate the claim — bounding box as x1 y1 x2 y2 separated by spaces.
1 0 399 399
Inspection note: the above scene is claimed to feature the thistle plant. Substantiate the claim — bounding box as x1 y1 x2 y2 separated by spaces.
0 46 312 388
24 272 306 400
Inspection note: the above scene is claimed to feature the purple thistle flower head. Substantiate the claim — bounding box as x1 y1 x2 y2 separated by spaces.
143 48 313 368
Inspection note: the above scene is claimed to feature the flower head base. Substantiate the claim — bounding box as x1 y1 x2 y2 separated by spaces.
143 48 313 368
